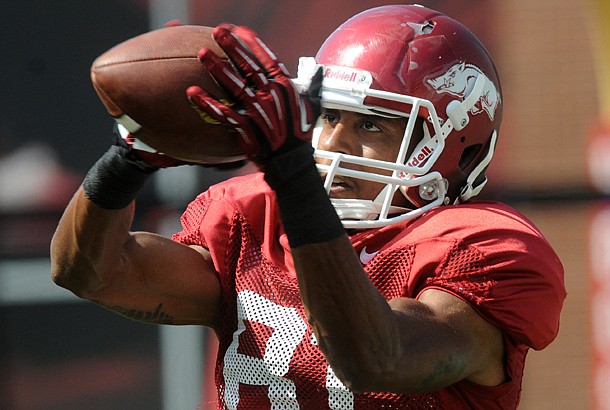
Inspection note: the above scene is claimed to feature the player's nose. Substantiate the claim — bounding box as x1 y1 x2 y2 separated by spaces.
317 122 361 157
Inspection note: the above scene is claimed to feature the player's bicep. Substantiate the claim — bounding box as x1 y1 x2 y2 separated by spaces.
412 289 506 386
91 232 221 327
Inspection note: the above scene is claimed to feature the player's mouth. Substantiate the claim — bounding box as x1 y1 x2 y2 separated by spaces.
328 176 355 197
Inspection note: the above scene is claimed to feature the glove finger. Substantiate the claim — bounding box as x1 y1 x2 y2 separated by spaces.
232 25 290 80
198 48 258 106
186 85 261 156
212 24 270 91
187 85 243 127
199 44 280 155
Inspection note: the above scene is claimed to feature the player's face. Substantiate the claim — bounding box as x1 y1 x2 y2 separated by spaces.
316 109 415 204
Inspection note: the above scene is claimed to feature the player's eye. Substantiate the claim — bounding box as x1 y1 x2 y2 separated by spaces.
320 110 338 124
362 120 382 132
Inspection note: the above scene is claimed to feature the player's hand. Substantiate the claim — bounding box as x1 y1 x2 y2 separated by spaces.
113 123 188 170
186 24 323 167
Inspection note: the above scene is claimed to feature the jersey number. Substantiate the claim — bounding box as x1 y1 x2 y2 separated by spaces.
223 290 355 409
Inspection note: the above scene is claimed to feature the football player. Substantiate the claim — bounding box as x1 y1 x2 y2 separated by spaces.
51 5 566 409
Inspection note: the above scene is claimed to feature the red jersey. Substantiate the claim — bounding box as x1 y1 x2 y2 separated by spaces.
173 173 565 410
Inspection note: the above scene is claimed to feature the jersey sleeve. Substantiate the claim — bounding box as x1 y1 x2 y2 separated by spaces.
410 205 566 351
172 173 285 277
171 187 234 274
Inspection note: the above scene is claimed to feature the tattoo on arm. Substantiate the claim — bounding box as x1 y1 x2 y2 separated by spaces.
107 303 175 324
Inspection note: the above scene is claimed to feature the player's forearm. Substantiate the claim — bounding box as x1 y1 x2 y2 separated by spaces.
292 237 407 393
50 187 134 298
51 137 158 297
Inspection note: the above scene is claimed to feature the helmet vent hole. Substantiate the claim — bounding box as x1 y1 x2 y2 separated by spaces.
459 143 482 171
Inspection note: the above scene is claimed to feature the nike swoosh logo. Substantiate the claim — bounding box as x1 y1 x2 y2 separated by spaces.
359 246 379 265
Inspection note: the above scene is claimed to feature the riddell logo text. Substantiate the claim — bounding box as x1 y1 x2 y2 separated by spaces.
407 146 433 167
324 68 358 82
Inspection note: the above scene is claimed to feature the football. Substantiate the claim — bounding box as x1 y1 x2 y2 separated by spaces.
90 25 245 164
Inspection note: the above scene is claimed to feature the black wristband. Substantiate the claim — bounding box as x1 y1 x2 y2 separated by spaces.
82 145 157 209
264 146 345 247
262 143 316 190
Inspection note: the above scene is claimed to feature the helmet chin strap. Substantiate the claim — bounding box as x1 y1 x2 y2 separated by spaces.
330 198 409 221
332 184 409 221
331 176 447 228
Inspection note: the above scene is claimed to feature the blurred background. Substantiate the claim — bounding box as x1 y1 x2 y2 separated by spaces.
1 0 608 408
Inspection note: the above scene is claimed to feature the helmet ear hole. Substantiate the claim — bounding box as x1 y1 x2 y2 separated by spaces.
459 143 483 171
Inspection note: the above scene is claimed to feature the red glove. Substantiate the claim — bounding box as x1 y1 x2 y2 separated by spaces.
113 123 187 169
186 24 323 166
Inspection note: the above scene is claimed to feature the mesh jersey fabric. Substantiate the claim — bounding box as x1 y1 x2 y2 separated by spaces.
172 172 566 410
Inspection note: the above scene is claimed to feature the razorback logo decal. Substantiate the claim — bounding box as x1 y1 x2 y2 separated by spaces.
427 62 500 121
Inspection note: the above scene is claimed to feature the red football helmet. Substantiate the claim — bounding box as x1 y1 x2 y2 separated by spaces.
295 4 502 228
